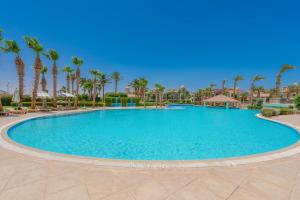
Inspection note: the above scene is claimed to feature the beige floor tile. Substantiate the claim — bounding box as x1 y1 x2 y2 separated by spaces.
239 177 290 200
167 179 222 200
0 180 46 200
4 167 48 190
100 191 135 200
129 178 168 200
45 185 89 200
197 172 240 198
45 175 81 194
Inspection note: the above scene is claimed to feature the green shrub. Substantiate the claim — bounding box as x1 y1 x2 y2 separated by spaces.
22 95 32 102
294 96 300 110
279 108 294 115
11 101 103 107
1 95 12 106
105 97 112 106
120 97 127 107
248 104 261 110
262 108 276 117
105 92 128 98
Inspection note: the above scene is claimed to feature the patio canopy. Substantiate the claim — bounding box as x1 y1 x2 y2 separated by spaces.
203 94 239 103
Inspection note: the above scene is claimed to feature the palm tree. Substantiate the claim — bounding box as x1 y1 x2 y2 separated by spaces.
83 80 93 99
139 78 148 107
70 73 75 94
1 40 25 100
44 50 59 107
90 69 102 107
62 66 74 108
209 83 216 97
255 86 265 98
222 80 226 94
111 72 121 94
0 28 3 43
99 74 111 105
24 36 43 109
154 83 165 107
72 56 84 108
249 75 264 105
233 75 244 98
129 79 140 97
40 65 48 92
275 64 296 97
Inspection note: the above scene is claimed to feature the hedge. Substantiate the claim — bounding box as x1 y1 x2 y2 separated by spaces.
261 108 280 117
11 101 104 107
279 108 294 115
295 96 300 110
1 95 12 106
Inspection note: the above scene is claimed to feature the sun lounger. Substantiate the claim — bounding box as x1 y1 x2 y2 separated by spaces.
0 111 10 116
6 108 27 114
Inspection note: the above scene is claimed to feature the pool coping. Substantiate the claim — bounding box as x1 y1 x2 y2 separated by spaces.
1 108 300 168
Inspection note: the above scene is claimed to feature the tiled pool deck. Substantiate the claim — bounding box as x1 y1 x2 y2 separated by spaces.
0 111 300 200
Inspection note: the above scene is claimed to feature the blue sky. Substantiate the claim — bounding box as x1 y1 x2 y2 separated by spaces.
0 0 299 93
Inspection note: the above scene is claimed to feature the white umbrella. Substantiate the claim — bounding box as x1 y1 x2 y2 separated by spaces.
37 91 51 98
61 92 75 98
12 88 20 103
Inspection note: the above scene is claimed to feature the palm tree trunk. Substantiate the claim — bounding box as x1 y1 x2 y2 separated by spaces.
31 56 42 109
71 80 74 95
67 76 70 109
275 75 281 98
41 74 47 91
233 81 237 98
16 56 24 100
102 86 105 106
249 84 254 105
115 80 117 94
52 63 58 108
74 67 80 109
92 78 96 108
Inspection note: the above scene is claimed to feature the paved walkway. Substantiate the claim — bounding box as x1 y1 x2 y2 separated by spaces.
0 112 300 200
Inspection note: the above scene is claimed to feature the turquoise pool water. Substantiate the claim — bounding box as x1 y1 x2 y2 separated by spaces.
7 107 300 160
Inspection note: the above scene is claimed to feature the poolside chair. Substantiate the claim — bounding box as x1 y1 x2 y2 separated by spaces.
0 111 10 116
37 106 52 112
6 107 27 114
21 107 37 113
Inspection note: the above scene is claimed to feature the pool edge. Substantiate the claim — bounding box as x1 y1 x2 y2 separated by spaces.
1 109 300 168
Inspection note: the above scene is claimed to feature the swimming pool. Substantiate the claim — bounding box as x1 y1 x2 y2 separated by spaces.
7 107 300 160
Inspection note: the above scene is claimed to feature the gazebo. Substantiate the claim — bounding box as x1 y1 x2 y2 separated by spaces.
203 94 239 108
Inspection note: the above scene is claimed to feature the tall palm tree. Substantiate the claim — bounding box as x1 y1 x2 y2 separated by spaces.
130 79 140 97
83 80 93 99
249 75 264 105
40 65 48 92
222 80 226 94
44 50 59 107
24 36 43 109
1 40 25 100
233 75 244 98
0 28 3 43
255 86 265 98
111 72 121 94
62 66 74 108
209 83 216 97
99 74 111 105
139 78 148 106
154 83 165 107
275 64 296 97
72 56 84 108
90 69 102 107
70 73 75 94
